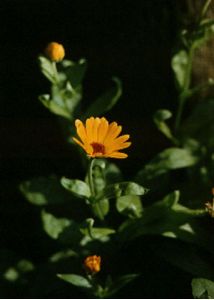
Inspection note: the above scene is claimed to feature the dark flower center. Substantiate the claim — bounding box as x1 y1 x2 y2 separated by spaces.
91 142 105 155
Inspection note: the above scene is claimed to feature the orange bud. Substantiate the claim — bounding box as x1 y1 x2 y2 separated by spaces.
45 42 65 62
84 255 101 274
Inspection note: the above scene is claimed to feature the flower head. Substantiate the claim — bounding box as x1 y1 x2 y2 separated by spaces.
84 255 101 273
73 117 131 159
45 42 65 62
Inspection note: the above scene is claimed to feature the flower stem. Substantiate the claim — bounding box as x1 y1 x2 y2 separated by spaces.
88 158 105 221
88 158 96 197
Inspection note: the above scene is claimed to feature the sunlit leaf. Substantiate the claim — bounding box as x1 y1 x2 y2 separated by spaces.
116 195 143 218
171 50 189 90
57 274 92 288
192 278 214 299
61 177 91 199
20 176 70 206
41 210 71 239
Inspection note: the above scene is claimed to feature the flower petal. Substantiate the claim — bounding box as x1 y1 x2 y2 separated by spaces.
97 117 109 143
108 151 128 159
107 141 131 153
104 122 122 145
86 117 95 143
75 119 87 144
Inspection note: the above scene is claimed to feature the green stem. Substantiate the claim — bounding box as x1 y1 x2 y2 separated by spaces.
88 158 96 197
174 47 194 132
88 158 105 221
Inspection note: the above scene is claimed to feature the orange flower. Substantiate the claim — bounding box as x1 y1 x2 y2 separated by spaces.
45 42 65 62
73 117 131 159
84 255 101 273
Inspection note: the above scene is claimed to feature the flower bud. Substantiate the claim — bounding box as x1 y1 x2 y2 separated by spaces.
84 255 101 273
45 42 65 62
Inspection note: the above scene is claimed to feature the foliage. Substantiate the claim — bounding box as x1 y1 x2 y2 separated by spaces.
3 1 214 298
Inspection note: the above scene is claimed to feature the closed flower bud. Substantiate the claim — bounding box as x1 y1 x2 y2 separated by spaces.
45 42 65 62
84 255 101 273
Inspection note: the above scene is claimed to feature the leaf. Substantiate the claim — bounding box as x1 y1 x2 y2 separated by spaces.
152 239 214 280
96 181 148 201
192 278 214 299
106 274 139 298
83 77 122 118
60 58 87 88
136 147 199 182
118 191 205 242
38 56 56 84
153 109 176 142
39 94 72 120
181 99 214 150
191 19 214 50
57 274 92 289
49 249 78 263
61 177 91 199
171 50 189 90
41 210 71 239
116 195 143 218
20 176 70 206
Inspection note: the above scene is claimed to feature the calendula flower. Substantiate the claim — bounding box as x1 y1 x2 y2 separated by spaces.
73 117 131 159
45 42 65 62
84 255 101 273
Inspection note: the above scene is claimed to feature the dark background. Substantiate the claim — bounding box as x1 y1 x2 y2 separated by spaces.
0 0 190 298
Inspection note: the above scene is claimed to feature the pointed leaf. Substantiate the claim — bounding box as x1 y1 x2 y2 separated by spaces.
57 274 92 288
116 195 143 218
84 77 122 117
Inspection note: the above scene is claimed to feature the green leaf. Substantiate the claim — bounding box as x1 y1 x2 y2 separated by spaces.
49 249 78 263
119 191 205 242
116 195 143 218
181 99 214 150
20 176 70 206
57 274 92 289
97 181 148 201
38 56 57 84
136 147 199 181
171 50 189 90
83 77 122 118
152 239 214 280
61 177 91 199
39 94 72 120
60 58 87 88
153 109 176 142
105 274 139 298
192 278 214 299
191 19 214 50
41 210 71 239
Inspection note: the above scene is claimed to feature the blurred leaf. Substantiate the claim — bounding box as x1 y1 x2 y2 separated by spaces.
60 58 87 88
116 195 143 218
38 56 56 84
105 274 139 298
152 239 214 280
92 198 110 219
20 176 70 206
181 99 214 150
96 182 148 202
136 147 199 182
119 191 205 241
39 94 72 120
192 278 214 299
49 250 78 263
191 19 214 50
171 50 189 90
57 274 92 289
61 177 91 199
41 210 71 239
153 109 176 142
80 226 115 239
83 77 122 118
